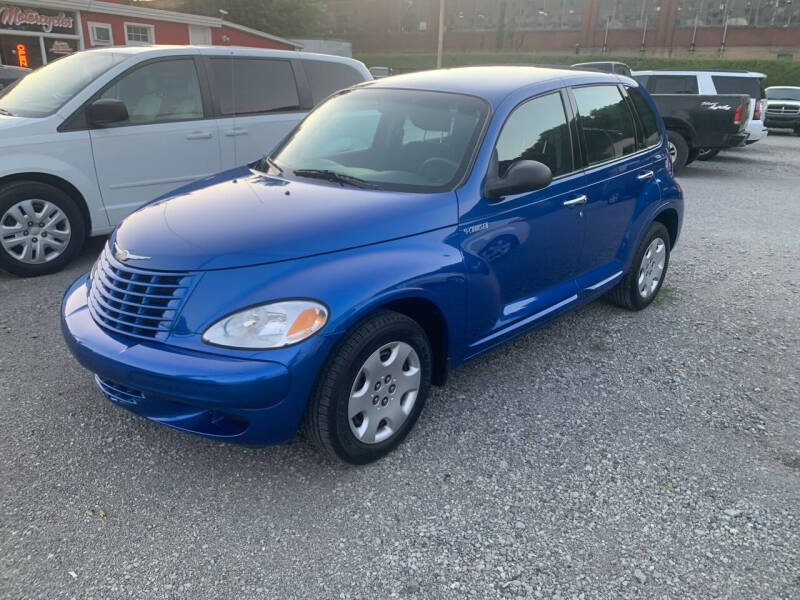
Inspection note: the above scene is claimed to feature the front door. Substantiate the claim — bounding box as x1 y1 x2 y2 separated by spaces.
89 57 221 225
461 91 587 353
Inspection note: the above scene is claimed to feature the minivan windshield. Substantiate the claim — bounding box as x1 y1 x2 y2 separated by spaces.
0 51 129 118
766 87 800 101
268 88 489 192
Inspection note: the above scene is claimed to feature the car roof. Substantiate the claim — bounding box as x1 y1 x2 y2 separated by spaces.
363 66 621 106
632 69 766 78
81 45 366 67
765 85 800 89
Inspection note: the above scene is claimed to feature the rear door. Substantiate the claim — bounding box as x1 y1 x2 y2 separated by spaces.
89 56 221 226
569 84 663 290
208 56 308 168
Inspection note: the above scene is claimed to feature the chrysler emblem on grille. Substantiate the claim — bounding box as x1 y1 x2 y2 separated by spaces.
114 242 150 262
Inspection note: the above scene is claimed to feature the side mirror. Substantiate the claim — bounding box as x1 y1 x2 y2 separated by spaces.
484 160 553 200
88 99 128 126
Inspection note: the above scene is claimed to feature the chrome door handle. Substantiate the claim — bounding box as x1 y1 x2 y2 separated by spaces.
637 170 655 181
563 195 587 207
186 131 212 140
225 127 247 137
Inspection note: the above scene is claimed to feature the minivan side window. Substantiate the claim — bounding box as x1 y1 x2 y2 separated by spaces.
573 85 637 165
303 60 365 105
494 92 573 178
626 86 661 148
211 58 300 116
100 59 204 125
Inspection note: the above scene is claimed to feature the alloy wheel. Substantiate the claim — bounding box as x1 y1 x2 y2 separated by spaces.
667 141 678 163
348 341 421 444
0 199 72 264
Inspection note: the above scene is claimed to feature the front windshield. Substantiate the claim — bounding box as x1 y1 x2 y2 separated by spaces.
269 88 489 192
766 87 800 101
0 51 129 117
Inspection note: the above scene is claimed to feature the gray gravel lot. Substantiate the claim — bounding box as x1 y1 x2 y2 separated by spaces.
1 134 798 600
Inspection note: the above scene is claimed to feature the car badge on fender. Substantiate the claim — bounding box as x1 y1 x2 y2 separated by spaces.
114 242 150 262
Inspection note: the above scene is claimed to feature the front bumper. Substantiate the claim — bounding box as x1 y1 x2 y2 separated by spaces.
765 114 800 128
61 275 308 445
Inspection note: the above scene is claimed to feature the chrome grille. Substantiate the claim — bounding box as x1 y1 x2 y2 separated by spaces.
87 247 194 341
767 104 800 114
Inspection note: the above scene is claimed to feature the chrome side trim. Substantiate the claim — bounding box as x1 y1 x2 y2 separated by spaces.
471 294 579 347
587 270 624 291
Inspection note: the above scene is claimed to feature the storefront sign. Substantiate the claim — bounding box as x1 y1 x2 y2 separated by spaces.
0 4 75 34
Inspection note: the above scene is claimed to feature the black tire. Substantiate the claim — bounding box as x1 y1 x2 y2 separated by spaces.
0 181 85 277
795 126 800 136
685 148 700 165
697 148 720 161
302 309 433 464
666 130 689 173
608 222 671 311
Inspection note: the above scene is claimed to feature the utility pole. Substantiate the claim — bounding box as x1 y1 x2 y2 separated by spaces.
436 0 446 69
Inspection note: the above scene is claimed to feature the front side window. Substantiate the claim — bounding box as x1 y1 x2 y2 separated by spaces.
211 58 300 115
626 86 661 148
269 88 489 193
125 23 154 45
573 85 637 165
494 92 573 178
100 59 203 125
0 51 128 118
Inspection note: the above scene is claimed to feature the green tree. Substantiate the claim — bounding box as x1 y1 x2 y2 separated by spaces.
178 0 324 37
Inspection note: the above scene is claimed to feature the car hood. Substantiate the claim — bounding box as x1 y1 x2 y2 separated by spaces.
0 114 36 130
112 166 458 271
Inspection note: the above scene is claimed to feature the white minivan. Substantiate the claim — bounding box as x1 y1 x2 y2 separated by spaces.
0 46 371 276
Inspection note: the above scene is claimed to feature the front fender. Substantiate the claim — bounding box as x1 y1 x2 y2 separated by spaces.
169 227 466 365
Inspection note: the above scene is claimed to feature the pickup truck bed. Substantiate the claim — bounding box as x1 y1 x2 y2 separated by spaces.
648 94 751 172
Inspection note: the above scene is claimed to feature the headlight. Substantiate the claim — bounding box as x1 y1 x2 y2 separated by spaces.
202 301 328 349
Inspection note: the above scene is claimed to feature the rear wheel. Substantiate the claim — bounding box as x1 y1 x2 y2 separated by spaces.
795 126 800 136
686 148 700 165
302 310 432 464
666 131 689 173
608 222 671 311
697 148 720 161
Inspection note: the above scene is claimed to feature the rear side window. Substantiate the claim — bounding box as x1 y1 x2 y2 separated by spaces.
494 92 573 178
711 76 762 99
211 58 300 115
573 85 637 165
645 75 699 95
626 87 661 148
303 60 365 105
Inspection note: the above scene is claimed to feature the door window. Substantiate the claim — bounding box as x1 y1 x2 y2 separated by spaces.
494 92 573 178
211 58 300 116
303 59 365 105
626 86 661 148
100 59 204 125
644 75 698 95
573 85 637 165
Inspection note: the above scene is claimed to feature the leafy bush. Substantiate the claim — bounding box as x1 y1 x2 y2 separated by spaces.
355 52 800 87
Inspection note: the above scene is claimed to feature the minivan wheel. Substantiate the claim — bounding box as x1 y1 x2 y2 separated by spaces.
608 222 671 311
303 309 432 464
0 182 85 277
666 131 689 173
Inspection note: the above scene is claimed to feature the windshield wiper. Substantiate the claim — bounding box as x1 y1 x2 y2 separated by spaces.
0 108 14 116
293 169 378 189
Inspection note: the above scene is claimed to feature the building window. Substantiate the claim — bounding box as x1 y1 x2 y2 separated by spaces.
124 23 155 46
595 0 664 30
88 22 114 46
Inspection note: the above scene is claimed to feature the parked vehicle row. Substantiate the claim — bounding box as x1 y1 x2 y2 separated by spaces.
60 65 683 463
0 46 371 277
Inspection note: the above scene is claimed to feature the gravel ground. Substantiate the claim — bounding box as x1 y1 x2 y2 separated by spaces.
1 134 798 600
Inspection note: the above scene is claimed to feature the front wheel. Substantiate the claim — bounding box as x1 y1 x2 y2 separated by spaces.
0 182 85 277
697 148 720 161
608 222 671 311
302 310 432 464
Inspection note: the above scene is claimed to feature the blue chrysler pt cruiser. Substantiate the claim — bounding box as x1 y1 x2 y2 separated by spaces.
62 67 683 464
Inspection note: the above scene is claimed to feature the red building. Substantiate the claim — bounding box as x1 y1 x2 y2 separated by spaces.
0 0 300 69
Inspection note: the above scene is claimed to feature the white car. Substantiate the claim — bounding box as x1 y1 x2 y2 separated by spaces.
764 86 800 135
0 46 371 276
632 69 767 156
